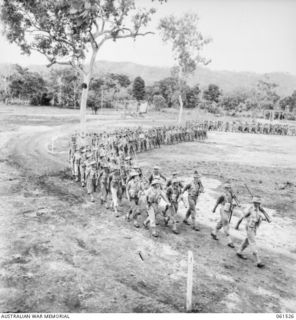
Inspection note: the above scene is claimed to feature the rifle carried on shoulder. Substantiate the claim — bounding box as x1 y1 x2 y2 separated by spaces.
228 193 240 223
244 183 271 223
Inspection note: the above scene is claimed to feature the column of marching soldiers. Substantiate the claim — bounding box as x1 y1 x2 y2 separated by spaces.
202 119 296 135
69 121 272 269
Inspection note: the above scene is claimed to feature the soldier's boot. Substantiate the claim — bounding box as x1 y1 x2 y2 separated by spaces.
183 219 190 225
151 227 158 238
133 219 140 228
183 209 191 225
114 206 120 218
192 224 200 231
155 215 160 225
126 210 132 221
81 180 85 187
254 253 264 268
75 176 79 182
172 223 179 234
211 232 218 240
143 217 150 229
90 194 95 202
226 235 235 248
164 216 170 226
236 239 248 259
236 252 247 260
256 262 265 268
192 219 200 231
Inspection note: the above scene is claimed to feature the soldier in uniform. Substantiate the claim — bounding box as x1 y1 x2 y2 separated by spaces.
98 162 110 207
79 147 88 187
69 135 77 171
166 172 182 187
72 146 81 182
148 166 166 185
85 160 97 202
211 183 237 248
144 178 169 237
235 196 270 268
109 164 121 217
126 171 145 228
182 171 204 231
164 178 183 234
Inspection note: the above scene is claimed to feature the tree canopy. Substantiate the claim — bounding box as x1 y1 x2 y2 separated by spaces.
158 13 211 122
0 0 166 132
158 13 211 76
132 76 145 101
203 84 222 103
1 0 165 74
8 65 47 105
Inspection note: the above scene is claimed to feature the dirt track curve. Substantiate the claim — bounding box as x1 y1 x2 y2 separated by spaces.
0 109 295 313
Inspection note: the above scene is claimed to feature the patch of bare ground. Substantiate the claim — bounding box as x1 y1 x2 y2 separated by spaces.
0 106 295 312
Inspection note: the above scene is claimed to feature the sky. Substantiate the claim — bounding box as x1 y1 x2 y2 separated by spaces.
0 0 295 74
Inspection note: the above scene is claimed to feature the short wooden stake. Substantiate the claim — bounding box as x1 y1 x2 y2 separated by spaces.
186 250 193 312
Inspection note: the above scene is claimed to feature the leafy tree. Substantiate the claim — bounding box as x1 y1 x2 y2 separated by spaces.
1 0 166 133
148 76 200 109
153 94 167 110
279 91 296 113
9 65 47 105
291 90 296 112
132 76 145 101
89 73 130 109
203 84 222 103
49 68 82 108
185 84 200 108
145 85 157 104
158 13 211 123
219 90 250 112
279 96 293 112
255 79 280 110
158 77 179 108
109 73 131 88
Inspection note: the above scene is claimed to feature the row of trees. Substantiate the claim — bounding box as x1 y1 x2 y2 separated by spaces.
2 1 295 129
202 81 296 116
1 64 296 116
147 77 296 115
0 1 212 130
0 64 147 108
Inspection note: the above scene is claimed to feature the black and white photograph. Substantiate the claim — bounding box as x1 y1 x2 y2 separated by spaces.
0 0 295 315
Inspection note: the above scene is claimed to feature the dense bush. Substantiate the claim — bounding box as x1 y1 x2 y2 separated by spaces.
2 64 295 120
153 94 167 110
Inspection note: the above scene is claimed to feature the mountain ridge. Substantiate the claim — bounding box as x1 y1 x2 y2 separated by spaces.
1 61 295 96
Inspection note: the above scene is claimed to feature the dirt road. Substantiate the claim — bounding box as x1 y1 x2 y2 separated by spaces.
0 105 295 313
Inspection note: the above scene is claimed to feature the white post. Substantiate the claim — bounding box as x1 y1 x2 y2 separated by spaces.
101 86 103 112
186 250 193 312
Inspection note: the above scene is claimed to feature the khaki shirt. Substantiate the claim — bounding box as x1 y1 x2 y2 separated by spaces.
245 205 262 229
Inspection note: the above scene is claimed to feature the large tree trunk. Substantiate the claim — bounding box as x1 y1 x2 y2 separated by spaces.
178 94 183 125
79 47 98 141
177 69 183 125
80 73 90 136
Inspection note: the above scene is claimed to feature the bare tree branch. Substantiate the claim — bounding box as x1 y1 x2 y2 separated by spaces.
113 31 154 40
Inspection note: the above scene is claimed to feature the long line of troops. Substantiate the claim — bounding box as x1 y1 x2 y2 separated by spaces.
201 119 296 135
69 122 271 268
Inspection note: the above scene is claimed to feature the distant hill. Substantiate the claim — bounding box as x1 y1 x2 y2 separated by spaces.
1 61 296 96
